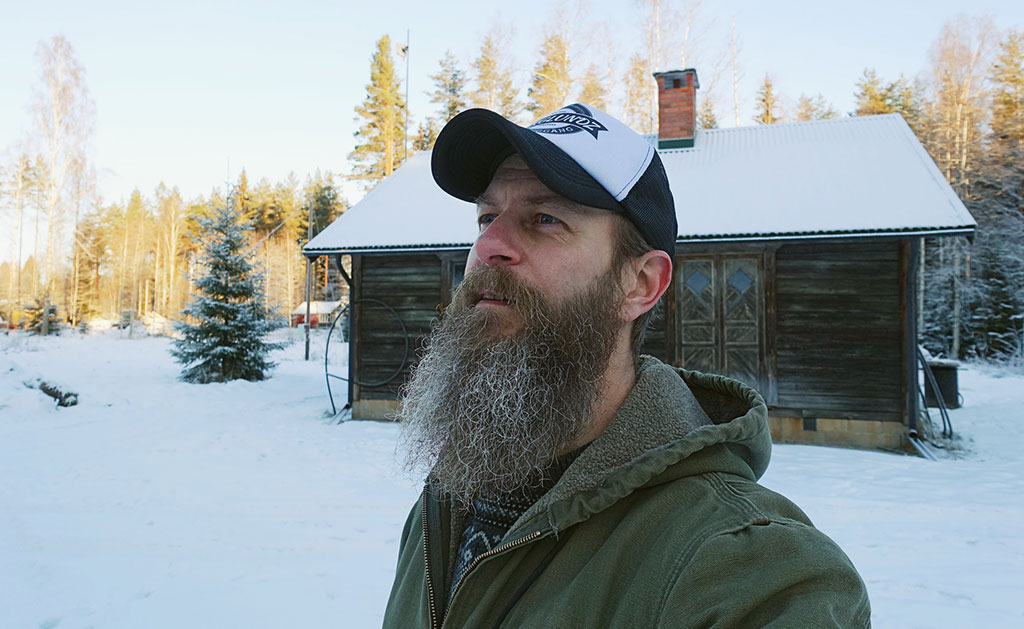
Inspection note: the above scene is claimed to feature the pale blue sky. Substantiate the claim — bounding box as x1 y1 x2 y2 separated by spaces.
2 0 1022 207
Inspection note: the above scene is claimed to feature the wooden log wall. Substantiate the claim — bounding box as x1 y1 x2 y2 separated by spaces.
352 252 466 402
773 240 904 421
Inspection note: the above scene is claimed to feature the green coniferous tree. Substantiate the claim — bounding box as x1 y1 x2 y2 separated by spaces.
853 68 923 129
578 64 608 111
753 74 781 124
989 30 1024 152
697 98 718 129
623 53 655 134
429 50 467 123
171 191 283 383
412 118 441 151
470 27 522 120
527 32 571 119
301 172 347 243
794 93 839 121
349 35 407 188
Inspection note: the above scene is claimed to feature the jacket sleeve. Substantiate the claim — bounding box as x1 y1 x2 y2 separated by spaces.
658 519 871 628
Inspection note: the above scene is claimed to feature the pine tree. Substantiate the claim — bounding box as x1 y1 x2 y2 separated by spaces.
623 52 654 134
429 50 467 123
301 172 347 243
349 35 407 188
853 69 923 128
171 191 283 383
753 74 780 124
697 97 718 129
470 26 522 120
989 30 1024 153
527 32 571 119
795 93 839 121
578 64 608 111
412 118 440 151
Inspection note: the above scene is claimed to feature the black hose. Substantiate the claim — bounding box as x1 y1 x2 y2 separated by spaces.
324 298 410 415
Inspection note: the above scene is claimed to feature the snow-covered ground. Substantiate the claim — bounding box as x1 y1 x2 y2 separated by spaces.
1 331 1022 628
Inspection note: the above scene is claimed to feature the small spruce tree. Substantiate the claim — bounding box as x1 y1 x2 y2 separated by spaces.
171 192 283 383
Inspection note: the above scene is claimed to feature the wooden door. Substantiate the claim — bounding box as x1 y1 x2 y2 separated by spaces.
677 256 764 390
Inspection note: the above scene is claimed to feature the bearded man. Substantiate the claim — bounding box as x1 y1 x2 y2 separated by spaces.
384 104 870 628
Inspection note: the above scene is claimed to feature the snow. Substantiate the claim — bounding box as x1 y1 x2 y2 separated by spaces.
304 152 476 254
304 115 976 255
2 331 1023 627
665 114 976 240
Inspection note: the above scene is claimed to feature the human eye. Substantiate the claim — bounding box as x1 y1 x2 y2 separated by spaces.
477 213 496 229
537 213 562 225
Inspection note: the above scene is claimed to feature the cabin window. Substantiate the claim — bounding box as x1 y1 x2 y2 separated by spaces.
676 256 764 391
450 259 465 292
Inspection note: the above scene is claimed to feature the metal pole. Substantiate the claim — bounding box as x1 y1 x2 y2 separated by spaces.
404 29 410 160
304 195 314 360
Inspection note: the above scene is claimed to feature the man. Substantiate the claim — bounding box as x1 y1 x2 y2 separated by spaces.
384 104 870 628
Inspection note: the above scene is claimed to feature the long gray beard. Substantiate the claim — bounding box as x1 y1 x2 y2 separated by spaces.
397 265 623 505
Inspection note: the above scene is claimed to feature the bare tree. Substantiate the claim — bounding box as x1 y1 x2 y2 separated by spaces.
30 34 95 302
920 16 996 358
923 16 996 196
2 154 38 324
730 13 743 126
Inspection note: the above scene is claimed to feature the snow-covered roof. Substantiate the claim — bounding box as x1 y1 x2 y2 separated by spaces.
291 301 341 316
305 152 476 254
304 114 975 255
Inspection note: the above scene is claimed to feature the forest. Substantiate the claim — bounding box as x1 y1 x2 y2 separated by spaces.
1 7 1022 365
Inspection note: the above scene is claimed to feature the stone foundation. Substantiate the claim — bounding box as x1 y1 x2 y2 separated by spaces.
769 415 907 450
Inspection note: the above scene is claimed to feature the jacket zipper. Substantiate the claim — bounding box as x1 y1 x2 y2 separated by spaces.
440 530 544 627
421 490 439 629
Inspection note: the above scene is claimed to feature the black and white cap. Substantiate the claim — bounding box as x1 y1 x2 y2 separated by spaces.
431 103 677 256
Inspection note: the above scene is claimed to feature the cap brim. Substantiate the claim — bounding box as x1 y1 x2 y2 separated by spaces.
431 109 621 213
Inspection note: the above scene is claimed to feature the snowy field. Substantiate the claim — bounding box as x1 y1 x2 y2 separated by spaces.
1 331 1022 628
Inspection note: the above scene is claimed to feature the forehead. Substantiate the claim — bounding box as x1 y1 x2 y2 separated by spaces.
484 154 551 196
478 155 594 215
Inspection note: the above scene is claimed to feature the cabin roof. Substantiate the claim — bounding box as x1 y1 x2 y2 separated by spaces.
305 114 975 255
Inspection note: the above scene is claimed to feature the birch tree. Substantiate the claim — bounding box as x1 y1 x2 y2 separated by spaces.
30 35 95 300
919 17 995 358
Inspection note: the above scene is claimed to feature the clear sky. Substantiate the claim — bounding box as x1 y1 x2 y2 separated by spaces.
2 0 1022 208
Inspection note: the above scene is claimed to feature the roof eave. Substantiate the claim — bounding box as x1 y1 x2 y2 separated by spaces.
675 225 976 244
301 225 975 257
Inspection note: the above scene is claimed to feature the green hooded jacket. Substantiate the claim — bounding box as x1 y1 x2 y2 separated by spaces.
384 357 871 628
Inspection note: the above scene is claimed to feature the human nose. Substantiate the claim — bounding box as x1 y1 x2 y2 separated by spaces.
471 213 522 267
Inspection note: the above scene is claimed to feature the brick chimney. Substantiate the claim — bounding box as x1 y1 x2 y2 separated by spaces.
653 68 699 149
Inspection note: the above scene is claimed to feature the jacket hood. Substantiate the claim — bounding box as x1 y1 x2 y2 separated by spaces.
515 356 771 534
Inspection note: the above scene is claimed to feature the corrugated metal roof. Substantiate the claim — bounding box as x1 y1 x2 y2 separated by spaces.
304 114 975 255
305 152 476 254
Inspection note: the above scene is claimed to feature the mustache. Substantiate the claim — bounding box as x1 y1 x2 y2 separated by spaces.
451 266 543 313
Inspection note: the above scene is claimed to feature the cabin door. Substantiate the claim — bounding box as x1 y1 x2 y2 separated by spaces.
676 256 764 391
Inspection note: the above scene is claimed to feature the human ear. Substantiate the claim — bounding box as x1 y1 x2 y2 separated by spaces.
620 250 672 323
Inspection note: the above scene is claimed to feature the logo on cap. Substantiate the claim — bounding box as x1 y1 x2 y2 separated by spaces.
530 104 608 140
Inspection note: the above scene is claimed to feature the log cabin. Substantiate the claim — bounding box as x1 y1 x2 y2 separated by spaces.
304 69 975 451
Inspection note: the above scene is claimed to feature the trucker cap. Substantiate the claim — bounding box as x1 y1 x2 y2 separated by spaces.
431 103 677 256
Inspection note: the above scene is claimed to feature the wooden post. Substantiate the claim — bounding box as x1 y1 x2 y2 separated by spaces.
304 195 313 360
41 296 49 336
